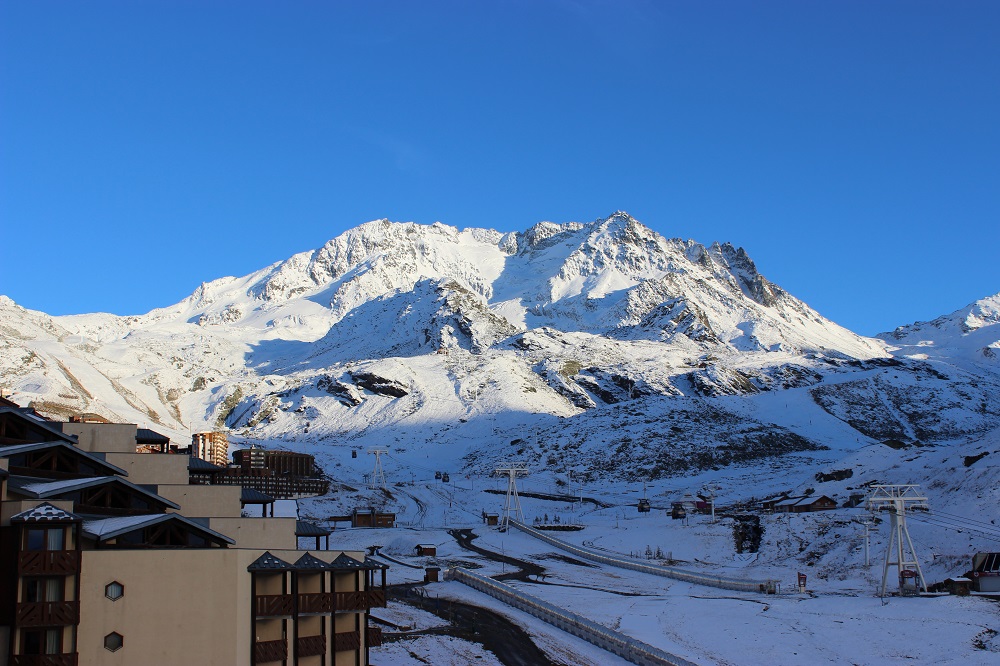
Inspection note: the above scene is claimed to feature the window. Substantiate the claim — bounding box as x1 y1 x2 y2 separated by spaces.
21 628 62 655
105 581 124 601
104 632 124 652
25 527 65 551
24 578 63 603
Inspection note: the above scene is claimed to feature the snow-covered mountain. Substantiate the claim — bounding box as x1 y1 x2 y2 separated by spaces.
879 292 1000 369
1 213 998 489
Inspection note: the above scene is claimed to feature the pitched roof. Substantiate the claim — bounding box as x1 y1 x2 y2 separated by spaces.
11 502 82 523
7 475 179 509
0 407 77 443
295 520 331 537
294 552 331 570
188 456 224 472
82 513 235 545
248 551 295 572
240 487 275 504
774 495 835 508
0 441 128 476
330 553 367 570
136 428 170 444
363 556 389 570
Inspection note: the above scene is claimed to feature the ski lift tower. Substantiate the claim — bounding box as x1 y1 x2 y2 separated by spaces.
702 483 722 523
494 462 528 529
866 484 929 595
368 448 388 491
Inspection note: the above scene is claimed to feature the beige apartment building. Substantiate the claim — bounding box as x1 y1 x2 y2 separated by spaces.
192 430 230 467
0 405 385 666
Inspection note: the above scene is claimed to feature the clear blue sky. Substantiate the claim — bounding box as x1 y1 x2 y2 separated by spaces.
1 1 997 335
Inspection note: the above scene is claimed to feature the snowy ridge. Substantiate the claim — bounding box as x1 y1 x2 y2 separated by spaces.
879 292 1000 369
1 213 997 491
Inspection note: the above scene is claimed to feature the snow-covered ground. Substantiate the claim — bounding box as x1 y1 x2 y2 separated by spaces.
299 457 1000 666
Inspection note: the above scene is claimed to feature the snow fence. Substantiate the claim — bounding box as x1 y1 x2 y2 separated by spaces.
447 566 697 666
509 519 779 594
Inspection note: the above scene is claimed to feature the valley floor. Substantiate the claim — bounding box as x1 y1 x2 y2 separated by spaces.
300 475 1000 666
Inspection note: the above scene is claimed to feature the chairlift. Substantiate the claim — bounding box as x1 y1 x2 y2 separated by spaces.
435 471 442 480
637 498 651 513
442 472 450 483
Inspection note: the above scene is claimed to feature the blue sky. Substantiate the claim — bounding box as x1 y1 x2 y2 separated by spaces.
1 1 997 335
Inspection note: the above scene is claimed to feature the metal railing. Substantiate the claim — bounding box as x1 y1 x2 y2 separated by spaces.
509 520 778 594
448 567 697 666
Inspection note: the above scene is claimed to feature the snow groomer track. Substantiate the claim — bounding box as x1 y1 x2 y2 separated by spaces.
447 567 697 666
509 519 779 594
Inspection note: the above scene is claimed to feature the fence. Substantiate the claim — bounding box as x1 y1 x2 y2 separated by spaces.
447 567 698 666
509 520 778 594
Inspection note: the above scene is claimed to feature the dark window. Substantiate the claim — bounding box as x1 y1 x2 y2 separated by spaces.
21 628 62 655
104 632 124 652
23 578 63 602
25 527 64 551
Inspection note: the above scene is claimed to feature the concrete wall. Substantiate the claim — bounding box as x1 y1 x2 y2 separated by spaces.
77 549 250 666
208 517 297 549
76 548 366 666
102 453 189 485
158 484 243 517
62 423 137 454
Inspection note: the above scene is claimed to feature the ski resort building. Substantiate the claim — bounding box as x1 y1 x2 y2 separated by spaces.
191 430 230 467
971 552 1000 593
0 406 385 666
766 495 838 513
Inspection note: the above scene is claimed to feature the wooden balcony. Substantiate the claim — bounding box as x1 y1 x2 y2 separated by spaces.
334 590 368 612
333 630 361 652
368 589 387 608
10 655 79 666
18 551 81 576
254 594 294 618
16 600 80 627
298 592 333 614
253 638 287 663
296 634 326 658
366 626 383 647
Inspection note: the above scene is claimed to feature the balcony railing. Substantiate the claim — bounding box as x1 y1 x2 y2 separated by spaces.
18 551 81 576
10 655 79 666
366 626 383 647
254 594 294 618
334 591 368 612
333 631 361 652
16 601 80 627
298 592 333 614
253 639 287 663
368 589 387 608
296 634 326 658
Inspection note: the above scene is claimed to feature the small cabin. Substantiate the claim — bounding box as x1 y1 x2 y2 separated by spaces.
351 508 396 528
424 566 440 583
484 513 499 526
415 544 437 557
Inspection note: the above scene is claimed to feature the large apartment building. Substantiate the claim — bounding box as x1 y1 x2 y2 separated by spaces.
0 406 385 666
191 431 230 468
